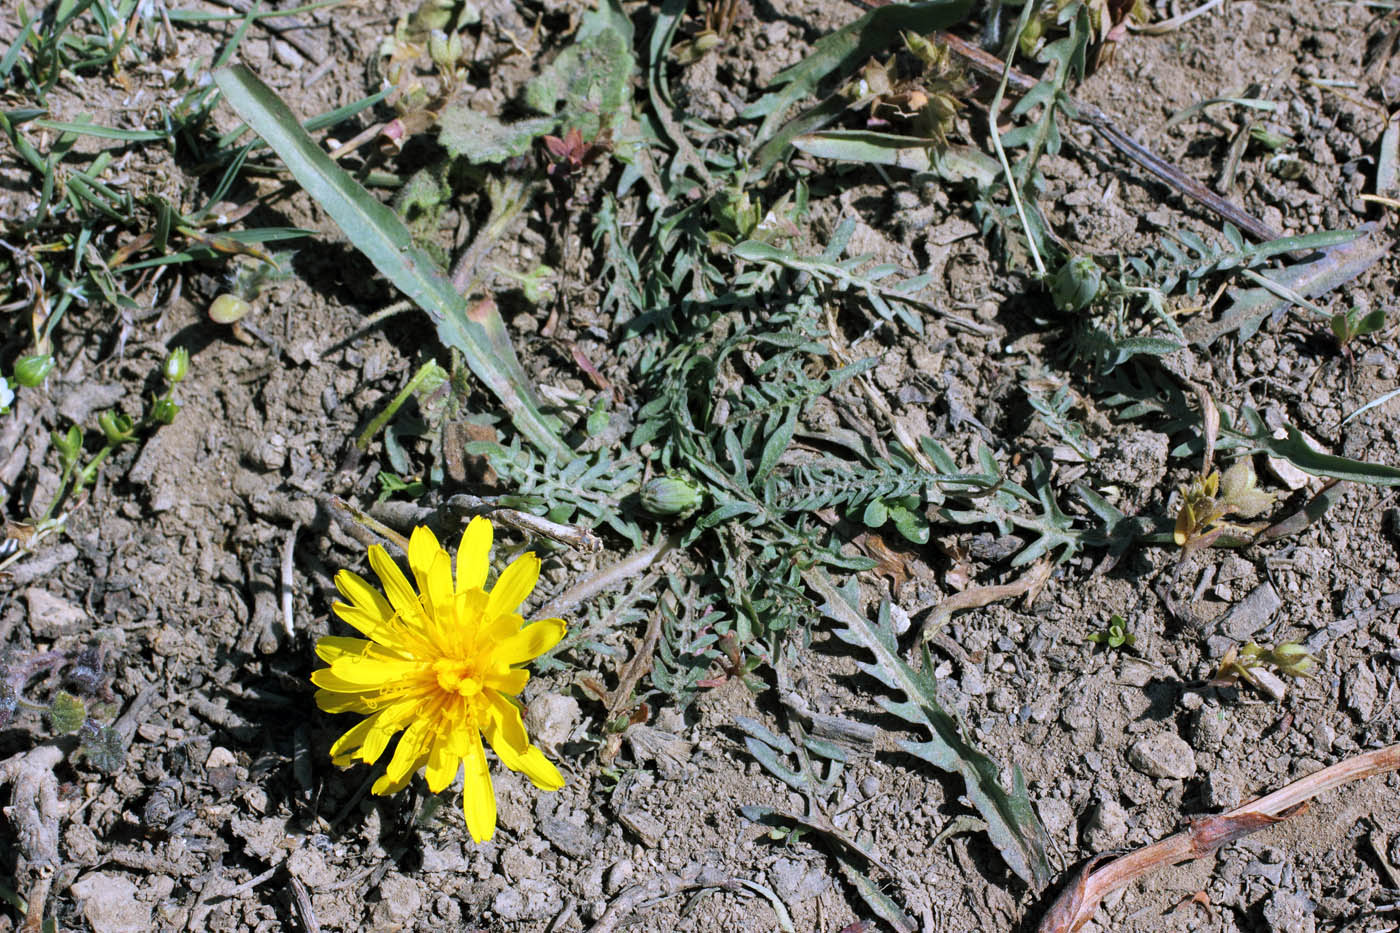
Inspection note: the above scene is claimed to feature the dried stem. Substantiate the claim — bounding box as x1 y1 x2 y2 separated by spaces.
1036 743 1400 933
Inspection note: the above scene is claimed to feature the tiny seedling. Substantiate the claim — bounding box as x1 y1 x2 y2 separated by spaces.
1329 305 1387 364
1086 614 1135 649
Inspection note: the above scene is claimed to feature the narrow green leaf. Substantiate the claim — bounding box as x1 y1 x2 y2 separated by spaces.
808 570 1052 889
213 65 568 459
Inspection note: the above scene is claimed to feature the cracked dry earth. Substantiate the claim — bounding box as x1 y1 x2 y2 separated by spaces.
2 0 1400 932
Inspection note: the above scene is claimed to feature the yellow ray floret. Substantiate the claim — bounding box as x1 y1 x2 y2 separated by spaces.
311 518 566 842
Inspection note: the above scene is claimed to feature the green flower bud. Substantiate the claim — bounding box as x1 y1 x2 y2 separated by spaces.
414 0 455 31
428 29 463 70
98 411 136 446
163 347 189 384
209 293 251 324
13 354 54 387
640 473 704 518
53 425 82 467
1269 642 1316 679
151 397 180 425
1050 256 1103 313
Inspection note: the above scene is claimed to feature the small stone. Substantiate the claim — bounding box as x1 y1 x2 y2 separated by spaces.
1038 797 1075 837
70 872 150 933
524 693 580 751
1213 583 1281 643
769 857 829 902
989 687 1016 712
369 872 422 932
605 859 634 894
539 815 591 859
1083 798 1129 850
287 846 337 887
1261 892 1316 933
499 845 541 880
617 808 665 848
251 435 287 472
1128 732 1196 780
24 587 87 638
1202 770 1241 810
1344 664 1379 721
493 879 558 922
859 775 881 799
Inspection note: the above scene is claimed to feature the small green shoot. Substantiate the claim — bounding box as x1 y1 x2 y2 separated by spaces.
1086 614 1135 650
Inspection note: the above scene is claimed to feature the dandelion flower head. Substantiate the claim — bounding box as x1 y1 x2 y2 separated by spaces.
312 518 565 841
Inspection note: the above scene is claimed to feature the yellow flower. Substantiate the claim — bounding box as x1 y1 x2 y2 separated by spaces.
312 518 566 841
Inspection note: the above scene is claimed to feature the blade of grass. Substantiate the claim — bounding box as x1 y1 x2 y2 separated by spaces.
214 64 568 458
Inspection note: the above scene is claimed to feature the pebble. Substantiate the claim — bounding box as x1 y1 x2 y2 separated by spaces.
1213 582 1281 643
605 859 634 894
524 693 581 751
860 775 881 799
539 815 591 859
369 873 422 932
1128 732 1196 780
1261 892 1316 933
23 587 87 638
70 872 150 933
1037 797 1075 837
1202 770 1242 810
1344 664 1379 721
1082 798 1129 850
493 878 558 922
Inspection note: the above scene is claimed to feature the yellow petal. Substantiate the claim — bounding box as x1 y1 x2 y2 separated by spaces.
373 749 429 795
328 715 378 764
407 525 444 596
314 687 375 714
495 618 566 665
315 635 372 664
485 553 539 621
457 517 493 593
462 734 497 842
484 667 529 696
335 569 394 622
323 654 422 687
378 718 432 792
369 545 425 623
484 692 564 791
424 733 461 792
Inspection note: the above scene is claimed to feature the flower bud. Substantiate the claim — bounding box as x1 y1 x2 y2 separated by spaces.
53 425 82 465
428 29 463 71
163 347 189 384
1050 256 1103 313
13 354 54 387
98 411 136 446
1269 642 1316 679
151 397 180 425
640 473 704 518
209 293 251 324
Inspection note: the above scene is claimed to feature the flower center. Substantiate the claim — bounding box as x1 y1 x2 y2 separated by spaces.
432 659 483 697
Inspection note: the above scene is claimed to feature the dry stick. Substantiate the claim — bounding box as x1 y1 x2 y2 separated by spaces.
0 744 64 933
932 30 1284 244
203 0 328 61
919 557 1051 641
606 609 663 720
281 522 300 638
1036 742 1400 933
533 533 682 620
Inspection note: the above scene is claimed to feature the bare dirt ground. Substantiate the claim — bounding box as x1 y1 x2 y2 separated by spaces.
2 0 1400 931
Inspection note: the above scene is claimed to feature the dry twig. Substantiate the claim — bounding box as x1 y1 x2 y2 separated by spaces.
1036 742 1400 933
